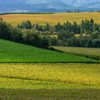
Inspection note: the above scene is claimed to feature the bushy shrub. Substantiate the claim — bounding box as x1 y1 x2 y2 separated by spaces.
58 29 75 40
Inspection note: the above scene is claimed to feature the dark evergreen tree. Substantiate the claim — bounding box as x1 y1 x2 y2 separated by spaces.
78 39 85 47
49 37 57 46
33 34 42 47
10 27 22 42
58 29 74 40
0 18 11 40
91 31 99 39
90 18 94 26
84 19 91 34
94 40 100 47
72 21 80 34
42 36 49 49
25 20 32 29
54 22 61 32
45 23 49 31
86 39 94 47
93 23 99 32
33 23 39 30
70 37 80 47
17 20 32 29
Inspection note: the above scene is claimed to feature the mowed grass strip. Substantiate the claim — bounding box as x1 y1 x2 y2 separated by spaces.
0 89 100 100
0 39 99 63
0 12 100 26
0 63 100 86
52 46 100 60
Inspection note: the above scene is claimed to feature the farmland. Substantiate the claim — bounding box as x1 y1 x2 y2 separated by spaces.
52 46 100 60
0 12 100 99
0 89 100 100
0 12 100 26
0 63 100 99
0 39 100 99
0 63 100 86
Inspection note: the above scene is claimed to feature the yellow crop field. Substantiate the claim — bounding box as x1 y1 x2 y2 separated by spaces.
48 34 89 38
75 34 89 37
0 63 100 87
48 35 58 39
0 12 100 26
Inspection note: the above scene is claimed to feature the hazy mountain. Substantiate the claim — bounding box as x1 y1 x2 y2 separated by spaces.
1 0 100 7
13 0 100 8
0 0 100 13
73 0 100 8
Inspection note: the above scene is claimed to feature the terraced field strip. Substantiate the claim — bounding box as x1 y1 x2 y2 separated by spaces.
52 46 100 60
0 63 100 87
0 89 100 100
1 76 99 89
0 12 100 26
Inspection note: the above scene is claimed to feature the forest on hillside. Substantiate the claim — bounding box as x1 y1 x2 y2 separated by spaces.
0 17 100 48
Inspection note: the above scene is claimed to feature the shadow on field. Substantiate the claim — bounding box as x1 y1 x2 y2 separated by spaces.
0 89 100 100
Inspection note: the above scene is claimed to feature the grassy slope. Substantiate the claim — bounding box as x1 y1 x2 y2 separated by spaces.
0 39 99 63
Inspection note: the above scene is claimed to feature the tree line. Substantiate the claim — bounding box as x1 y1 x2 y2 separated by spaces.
0 17 100 48
0 18 49 49
17 18 100 47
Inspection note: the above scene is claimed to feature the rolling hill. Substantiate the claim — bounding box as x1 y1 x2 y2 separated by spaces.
0 39 99 63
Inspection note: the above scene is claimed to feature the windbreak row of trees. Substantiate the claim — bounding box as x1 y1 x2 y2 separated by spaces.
17 20 80 34
17 18 100 48
17 18 100 35
0 17 100 48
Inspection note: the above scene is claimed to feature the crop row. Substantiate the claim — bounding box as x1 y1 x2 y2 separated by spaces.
52 46 100 60
0 63 100 86
1 77 99 89
0 89 100 100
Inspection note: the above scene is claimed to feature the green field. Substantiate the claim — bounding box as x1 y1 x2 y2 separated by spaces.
0 89 100 100
0 39 99 63
52 46 100 60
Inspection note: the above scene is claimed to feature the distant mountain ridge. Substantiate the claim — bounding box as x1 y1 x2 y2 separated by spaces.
2 0 99 8
0 0 100 13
